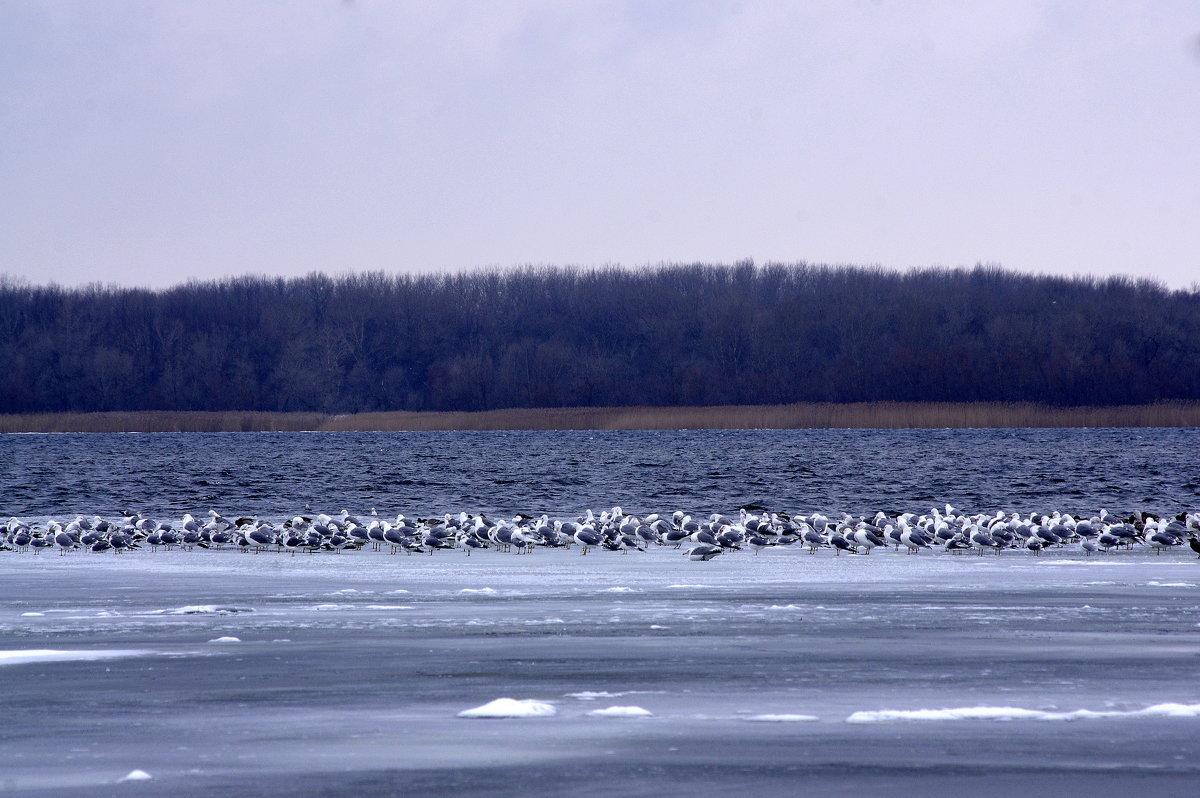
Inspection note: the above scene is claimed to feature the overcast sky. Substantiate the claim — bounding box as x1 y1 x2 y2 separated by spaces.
2 0 1198 289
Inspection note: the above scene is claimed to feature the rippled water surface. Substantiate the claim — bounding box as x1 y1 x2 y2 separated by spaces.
3 428 1198 518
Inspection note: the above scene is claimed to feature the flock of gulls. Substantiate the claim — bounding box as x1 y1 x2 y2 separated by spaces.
4 506 1200 561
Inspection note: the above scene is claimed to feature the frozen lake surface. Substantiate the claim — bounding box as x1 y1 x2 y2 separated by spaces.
3 546 1200 797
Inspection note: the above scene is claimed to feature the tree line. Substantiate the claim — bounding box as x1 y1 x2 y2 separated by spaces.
1 263 1197 414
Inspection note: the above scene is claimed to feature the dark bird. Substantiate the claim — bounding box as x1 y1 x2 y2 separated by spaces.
684 543 723 561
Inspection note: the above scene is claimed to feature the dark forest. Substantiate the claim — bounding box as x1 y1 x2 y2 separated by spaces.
2 263 1198 414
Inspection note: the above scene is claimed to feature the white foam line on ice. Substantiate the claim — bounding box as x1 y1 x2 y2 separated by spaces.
0 649 154 666
565 690 666 701
846 703 1200 723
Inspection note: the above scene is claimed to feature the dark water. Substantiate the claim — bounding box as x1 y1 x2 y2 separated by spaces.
2 428 1198 519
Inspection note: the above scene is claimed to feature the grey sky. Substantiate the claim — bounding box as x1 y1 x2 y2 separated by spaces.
2 0 1198 288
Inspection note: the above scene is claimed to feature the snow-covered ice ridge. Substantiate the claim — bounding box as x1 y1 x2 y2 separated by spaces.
0 649 153 666
5 506 1199 560
846 704 1200 723
456 698 1200 723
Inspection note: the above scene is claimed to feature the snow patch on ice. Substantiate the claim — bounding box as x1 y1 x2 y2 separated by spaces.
587 705 652 718
766 604 803 610
385 589 411 594
208 636 241 644
20 612 45 617
846 703 1200 723
459 588 499 595
458 698 557 718
0 649 152 666
118 769 152 782
149 605 253 615
1147 581 1195 587
601 587 635 592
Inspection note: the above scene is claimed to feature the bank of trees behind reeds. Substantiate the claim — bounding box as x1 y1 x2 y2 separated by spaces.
1 263 1198 414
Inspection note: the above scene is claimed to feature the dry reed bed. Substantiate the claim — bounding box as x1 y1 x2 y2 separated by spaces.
2 402 1199 433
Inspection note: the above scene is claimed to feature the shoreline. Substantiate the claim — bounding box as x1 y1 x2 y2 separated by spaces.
2 401 1199 433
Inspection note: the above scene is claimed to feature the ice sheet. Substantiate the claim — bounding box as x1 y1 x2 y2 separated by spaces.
3 547 1200 797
